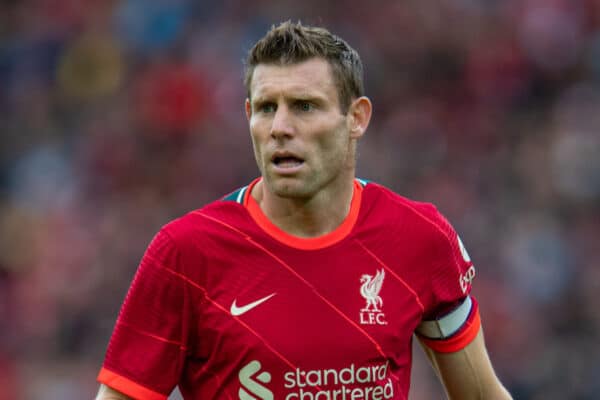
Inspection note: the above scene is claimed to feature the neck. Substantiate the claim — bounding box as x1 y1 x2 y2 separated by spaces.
251 177 356 238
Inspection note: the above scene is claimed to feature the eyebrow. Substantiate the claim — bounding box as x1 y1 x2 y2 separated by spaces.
252 92 328 105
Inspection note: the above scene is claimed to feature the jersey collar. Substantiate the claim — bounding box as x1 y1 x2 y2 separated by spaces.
244 178 363 250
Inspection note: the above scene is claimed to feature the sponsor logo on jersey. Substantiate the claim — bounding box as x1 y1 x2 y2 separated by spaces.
359 269 387 325
459 265 476 294
457 236 475 294
239 360 273 400
231 293 277 317
240 360 394 399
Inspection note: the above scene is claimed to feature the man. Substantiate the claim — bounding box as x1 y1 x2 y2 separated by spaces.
96 21 512 399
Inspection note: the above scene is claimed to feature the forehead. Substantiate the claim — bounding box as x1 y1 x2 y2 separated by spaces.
250 58 338 101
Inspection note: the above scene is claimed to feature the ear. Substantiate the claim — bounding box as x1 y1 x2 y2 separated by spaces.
245 98 252 122
347 96 372 139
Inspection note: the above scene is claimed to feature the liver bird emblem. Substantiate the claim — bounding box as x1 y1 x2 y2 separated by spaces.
360 269 385 312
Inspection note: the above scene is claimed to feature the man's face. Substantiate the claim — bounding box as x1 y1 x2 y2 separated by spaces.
246 58 356 199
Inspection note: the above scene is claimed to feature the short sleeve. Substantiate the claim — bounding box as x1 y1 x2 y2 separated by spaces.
416 208 480 353
98 229 191 399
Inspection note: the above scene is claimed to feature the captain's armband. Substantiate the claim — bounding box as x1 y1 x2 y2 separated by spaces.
416 296 481 353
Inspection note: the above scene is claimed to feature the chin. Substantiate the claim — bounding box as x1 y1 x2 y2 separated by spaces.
269 178 312 199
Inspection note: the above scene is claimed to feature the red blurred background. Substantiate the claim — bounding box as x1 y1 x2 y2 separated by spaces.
1 0 599 398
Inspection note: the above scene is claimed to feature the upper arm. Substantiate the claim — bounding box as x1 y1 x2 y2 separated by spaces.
95 384 132 400
96 229 191 399
418 328 512 400
411 208 511 398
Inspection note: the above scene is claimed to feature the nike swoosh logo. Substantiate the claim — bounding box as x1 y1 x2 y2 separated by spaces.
230 293 276 316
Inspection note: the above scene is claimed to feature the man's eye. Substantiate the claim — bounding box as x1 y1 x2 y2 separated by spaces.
259 103 276 113
296 101 314 112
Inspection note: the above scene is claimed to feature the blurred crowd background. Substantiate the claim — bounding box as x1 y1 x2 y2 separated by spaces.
1 0 599 399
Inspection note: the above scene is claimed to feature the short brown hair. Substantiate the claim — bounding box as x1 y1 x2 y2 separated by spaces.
244 21 364 114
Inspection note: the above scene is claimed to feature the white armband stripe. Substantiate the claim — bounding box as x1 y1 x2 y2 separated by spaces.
417 296 472 339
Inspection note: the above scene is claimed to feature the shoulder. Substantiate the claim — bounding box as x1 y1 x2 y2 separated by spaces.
159 185 253 246
361 180 454 239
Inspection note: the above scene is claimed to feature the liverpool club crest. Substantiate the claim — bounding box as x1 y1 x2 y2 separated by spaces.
359 269 387 325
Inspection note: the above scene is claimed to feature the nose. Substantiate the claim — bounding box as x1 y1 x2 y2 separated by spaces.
270 105 294 139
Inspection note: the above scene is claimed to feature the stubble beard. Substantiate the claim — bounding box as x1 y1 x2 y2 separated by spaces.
263 169 316 200
261 150 354 202
253 130 357 201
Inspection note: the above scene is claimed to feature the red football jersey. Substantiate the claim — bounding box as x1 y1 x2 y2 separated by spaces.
98 179 479 400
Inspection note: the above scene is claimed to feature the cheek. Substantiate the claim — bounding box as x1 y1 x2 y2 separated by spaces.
250 135 264 163
249 121 264 146
250 119 270 144
248 126 262 161
317 126 350 161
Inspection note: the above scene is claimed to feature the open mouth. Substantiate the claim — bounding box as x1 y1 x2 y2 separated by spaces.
271 150 305 170
272 155 304 168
